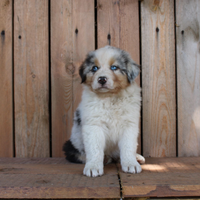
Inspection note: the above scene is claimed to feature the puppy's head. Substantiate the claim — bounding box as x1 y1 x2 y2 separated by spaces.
79 46 140 93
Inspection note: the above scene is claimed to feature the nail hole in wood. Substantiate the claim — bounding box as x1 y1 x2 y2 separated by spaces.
107 34 111 45
1 30 5 36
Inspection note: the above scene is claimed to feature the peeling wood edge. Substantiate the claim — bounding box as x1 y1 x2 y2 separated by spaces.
123 185 200 198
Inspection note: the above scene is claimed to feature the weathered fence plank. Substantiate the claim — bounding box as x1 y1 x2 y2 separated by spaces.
0 0 13 157
1 0 199 159
97 0 141 153
14 0 49 157
176 0 200 156
141 0 176 157
51 0 95 157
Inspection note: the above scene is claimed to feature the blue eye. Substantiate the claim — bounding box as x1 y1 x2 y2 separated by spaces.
91 66 99 72
110 65 118 71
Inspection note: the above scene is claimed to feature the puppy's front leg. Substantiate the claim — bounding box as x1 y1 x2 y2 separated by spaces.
82 125 105 177
119 126 142 174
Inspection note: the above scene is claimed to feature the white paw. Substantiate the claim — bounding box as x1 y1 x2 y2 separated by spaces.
136 153 145 164
121 160 142 174
83 162 104 177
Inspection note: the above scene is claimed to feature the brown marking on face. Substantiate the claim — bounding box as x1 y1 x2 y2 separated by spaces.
109 57 116 67
94 58 100 67
86 66 130 94
112 71 130 92
85 73 93 86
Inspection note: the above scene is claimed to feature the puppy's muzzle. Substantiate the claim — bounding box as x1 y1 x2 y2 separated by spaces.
98 76 107 85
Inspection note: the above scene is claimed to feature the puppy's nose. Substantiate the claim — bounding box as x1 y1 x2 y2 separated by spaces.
98 76 107 85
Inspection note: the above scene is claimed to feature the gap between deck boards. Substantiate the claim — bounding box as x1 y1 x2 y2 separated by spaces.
1 157 200 199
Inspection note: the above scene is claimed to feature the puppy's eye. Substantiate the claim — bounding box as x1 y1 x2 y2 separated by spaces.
110 65 118 71
91 66 99 72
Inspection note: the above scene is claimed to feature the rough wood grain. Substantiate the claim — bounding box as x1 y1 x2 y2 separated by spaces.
141 0 176 157
0 0 13 157
51 0 94 157
120 157 200 198
14 0 49 157
176 0 200 157
1 157 200 198
97 0 141 153
0 158 120 199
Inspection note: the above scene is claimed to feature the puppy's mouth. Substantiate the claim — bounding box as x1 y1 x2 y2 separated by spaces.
97 85 109 92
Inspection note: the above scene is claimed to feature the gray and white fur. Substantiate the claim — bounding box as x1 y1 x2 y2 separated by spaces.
63 46 145 177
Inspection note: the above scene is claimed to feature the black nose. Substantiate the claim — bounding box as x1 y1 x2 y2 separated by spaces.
98 76 107 85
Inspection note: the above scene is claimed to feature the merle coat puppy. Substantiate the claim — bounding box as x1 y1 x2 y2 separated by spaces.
63 46 145 177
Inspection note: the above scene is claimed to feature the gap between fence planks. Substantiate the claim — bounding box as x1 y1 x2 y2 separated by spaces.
141 0 176 157
0 0 199 159
0 0 13 157
97 0 141 153
51 0 95 157
14 0 49 157
176 0 200 157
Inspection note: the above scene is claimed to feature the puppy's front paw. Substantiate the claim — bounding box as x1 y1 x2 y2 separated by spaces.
122 160 142 174
83 162 104 177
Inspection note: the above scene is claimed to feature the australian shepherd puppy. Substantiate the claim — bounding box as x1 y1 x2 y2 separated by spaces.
63 46 145 177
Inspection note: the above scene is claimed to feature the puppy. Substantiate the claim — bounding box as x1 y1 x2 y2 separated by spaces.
63 46 145 177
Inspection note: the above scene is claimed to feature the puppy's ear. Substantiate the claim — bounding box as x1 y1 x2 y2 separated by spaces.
126 61 140 83
79 52 95 83
122 51 140 83
79 63 86 83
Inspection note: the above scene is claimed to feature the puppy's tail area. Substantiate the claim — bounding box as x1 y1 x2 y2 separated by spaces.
63 140 85 164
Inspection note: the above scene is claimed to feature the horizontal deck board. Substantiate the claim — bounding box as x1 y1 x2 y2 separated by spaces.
0 158 120 199
0 157 200 198
119 157 200 198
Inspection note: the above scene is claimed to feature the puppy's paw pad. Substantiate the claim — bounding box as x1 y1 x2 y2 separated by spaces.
83 163 103 177
122 161 142 174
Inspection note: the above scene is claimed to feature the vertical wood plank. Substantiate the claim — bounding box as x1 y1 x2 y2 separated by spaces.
0 0 13 157
51 0 95 157
97 0 141 153
141 0 176 157
176 0 200 156
14 0 49 157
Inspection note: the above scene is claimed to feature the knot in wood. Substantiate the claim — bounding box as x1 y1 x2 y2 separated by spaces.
66 63 75 75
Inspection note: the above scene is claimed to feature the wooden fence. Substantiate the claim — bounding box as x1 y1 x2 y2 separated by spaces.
0 0 199 158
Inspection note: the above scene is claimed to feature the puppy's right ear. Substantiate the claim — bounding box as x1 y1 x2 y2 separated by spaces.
79 63 86 83
79 52 95 83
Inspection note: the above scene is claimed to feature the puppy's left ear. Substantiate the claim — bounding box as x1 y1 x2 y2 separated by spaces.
122 51 140 83
126 61 140 83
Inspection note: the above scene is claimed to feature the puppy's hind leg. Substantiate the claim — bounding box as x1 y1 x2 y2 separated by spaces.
63 140 86 164
136 153 145 164
63 108 86 163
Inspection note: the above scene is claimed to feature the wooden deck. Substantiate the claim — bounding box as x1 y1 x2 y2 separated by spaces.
0 157 200 199
120 157 200 198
